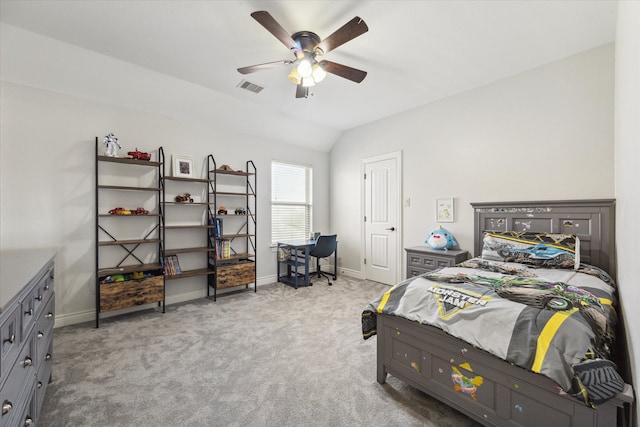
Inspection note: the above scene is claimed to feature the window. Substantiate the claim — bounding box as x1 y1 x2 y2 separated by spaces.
271 161 312 245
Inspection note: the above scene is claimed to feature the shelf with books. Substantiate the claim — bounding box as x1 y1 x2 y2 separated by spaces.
163 159 216 285
208 157 256 300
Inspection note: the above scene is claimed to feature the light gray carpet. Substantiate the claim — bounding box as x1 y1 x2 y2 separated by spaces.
40 276 482 426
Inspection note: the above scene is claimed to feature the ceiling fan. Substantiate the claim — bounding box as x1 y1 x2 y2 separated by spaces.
237 11 369 98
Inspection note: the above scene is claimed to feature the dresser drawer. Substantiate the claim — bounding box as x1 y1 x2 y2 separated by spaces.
0 303 21 382
20 285 40 343
33 265 54 320
12 377 36 427
0 334 35 425
35 339 53 418
35 294 55 363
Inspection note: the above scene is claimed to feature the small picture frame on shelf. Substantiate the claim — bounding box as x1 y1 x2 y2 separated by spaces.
172 155 194 178
436 197 454 223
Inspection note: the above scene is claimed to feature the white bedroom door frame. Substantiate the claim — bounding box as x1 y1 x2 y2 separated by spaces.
361 151 402 285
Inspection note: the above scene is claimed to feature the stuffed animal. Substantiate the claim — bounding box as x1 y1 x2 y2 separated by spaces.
425 226 458 250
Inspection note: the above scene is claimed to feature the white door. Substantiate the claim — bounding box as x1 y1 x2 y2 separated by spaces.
362 152 401 285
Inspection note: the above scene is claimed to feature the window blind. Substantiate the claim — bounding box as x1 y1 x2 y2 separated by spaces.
271 161 312 244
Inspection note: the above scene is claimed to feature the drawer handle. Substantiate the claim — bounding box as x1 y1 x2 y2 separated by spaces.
46 353 52 361
35 295 43 301
44 284 51 290
37 332 44 339
386 227 395 231
24 416 33 426
22 356 33 367
3 334 15 344
45 313 53 319
25 308 33 316
2 401 12 415
37 381 43 389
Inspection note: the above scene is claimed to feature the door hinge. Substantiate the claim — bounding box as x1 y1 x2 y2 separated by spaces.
364 216 367 222
364 258 366 265
364 173 366 179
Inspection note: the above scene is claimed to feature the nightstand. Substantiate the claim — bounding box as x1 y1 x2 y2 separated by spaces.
405 246 469 277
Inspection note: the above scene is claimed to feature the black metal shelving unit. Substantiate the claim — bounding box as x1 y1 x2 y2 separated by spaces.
94 137 165 327
162 157 216 287
208 156 257 300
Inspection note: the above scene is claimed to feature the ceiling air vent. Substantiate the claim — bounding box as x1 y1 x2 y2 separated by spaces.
237 79 264 94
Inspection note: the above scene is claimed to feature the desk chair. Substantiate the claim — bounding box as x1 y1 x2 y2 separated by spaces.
309 234 337 286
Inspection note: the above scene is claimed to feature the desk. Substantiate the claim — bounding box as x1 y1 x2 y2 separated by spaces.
276 239 315 288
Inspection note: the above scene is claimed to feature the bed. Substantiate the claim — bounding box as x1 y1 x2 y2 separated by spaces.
362 200 634 427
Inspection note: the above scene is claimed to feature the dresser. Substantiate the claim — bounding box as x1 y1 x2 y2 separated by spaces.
405 246 469 277
1 249 56 426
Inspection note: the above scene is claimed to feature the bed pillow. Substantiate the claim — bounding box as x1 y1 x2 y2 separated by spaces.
481 231 580 270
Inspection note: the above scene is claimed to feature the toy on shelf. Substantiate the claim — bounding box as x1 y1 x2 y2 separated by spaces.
108 207 149 215
425 225 458 250
217 205 228 215
175 193 194 203
234 207 246 215
101 272 153 283
103 133 121 157
109 207 131 215
127 148 151 161
131 207 149 215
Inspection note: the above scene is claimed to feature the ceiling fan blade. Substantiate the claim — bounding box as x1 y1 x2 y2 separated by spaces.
237 60 292 74
296 84 308 98
319 60 367 83
315 17 368 55
251 11 297 51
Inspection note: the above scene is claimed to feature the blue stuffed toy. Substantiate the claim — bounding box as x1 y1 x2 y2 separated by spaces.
425 226 458 250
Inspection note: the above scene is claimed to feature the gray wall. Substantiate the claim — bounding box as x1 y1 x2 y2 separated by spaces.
0 26 331 326
330 44 615 276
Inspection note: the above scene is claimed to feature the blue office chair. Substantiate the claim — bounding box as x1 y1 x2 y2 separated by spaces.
309 234 338 286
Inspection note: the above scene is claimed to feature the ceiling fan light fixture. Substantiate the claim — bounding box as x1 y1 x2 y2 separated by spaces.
297 59 313 78
311 63 326 83
240 11 369 97
288 67 302 85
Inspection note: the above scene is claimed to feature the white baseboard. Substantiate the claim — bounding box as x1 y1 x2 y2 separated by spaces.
335 266 363 280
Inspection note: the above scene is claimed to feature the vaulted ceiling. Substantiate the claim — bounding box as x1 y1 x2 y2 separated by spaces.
0 1 618 151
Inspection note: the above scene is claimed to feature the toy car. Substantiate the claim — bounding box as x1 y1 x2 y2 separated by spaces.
109 207 131 215
175 193 194 203
218 205 228 215
234 207 246 215
131 207 149 215
127 148 151 161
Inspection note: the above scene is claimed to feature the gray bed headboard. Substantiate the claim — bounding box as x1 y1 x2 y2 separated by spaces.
471 199 616 276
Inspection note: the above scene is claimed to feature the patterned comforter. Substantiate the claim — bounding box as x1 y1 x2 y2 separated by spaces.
362 258 625 405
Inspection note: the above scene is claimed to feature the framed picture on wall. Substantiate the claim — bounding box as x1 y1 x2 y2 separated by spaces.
436 198 454 222
172 155 194 178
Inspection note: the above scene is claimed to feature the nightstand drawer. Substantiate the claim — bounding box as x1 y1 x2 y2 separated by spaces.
405 246 469 277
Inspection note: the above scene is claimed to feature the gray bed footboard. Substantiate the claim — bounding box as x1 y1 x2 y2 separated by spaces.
377 313 633 427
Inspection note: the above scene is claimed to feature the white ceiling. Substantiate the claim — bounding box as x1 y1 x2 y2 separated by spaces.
0 0 618 151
